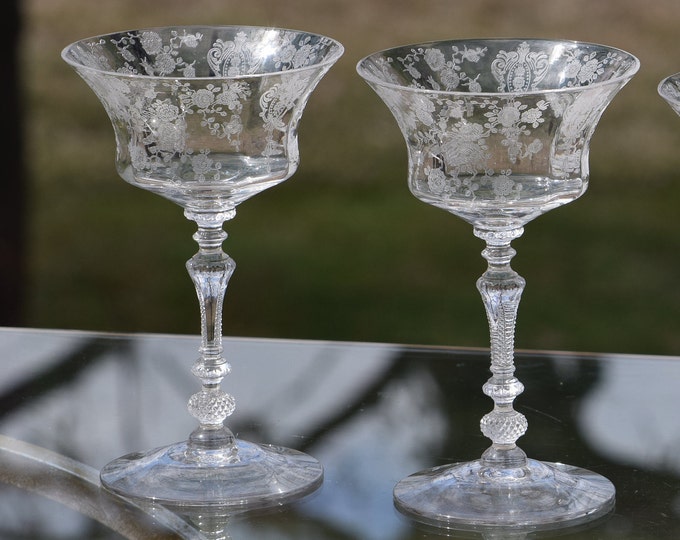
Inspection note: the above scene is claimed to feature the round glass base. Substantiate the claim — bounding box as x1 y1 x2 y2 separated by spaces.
100 439 323 509
393 458 615 530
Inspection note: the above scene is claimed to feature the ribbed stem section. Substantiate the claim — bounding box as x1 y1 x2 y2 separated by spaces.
474 227 528 469
184 209 237 457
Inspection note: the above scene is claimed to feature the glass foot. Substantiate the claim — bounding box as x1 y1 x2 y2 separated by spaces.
393 458 615 530
100 438 323 509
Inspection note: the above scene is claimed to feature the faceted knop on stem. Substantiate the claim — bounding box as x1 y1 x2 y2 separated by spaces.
480 409 528 445
188 388 236 426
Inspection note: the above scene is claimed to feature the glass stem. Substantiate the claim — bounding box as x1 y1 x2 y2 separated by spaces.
474 226 529 469
184 209 237 455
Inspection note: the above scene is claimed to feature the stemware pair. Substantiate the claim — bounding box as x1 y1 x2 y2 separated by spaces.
63 26 645 531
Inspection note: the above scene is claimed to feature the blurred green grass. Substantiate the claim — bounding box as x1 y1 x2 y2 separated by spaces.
20 0 680 355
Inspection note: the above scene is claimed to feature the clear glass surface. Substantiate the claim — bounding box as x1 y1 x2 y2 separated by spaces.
61 25 343 508
4 327 680 538
357 38 639 530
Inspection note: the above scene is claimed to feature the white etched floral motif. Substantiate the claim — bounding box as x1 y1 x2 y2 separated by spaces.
72 28 333 187
491 41 549 92
112 30 203 77
398 44 488 91
369 40 633 204
208 32 262 76
259 73 314 157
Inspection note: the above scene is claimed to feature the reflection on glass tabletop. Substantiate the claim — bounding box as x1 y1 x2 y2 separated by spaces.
0 326 678 539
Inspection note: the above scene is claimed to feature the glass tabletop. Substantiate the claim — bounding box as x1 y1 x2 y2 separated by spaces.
0 326 678 539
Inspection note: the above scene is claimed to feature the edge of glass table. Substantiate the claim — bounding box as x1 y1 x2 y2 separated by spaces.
0 326 679 539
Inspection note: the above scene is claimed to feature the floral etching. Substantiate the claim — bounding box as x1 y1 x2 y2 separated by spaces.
72 29 333 184
372 41 633 203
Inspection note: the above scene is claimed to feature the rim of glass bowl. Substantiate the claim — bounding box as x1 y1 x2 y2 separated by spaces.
658 72 680 104
356 37 640 97
61 24 344 81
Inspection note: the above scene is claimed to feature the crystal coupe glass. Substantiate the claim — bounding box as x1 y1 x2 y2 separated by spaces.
357 39 639 529
62 26 343 509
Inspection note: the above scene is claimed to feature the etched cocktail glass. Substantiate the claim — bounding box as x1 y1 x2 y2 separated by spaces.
62 25 343 509
358 39 638 529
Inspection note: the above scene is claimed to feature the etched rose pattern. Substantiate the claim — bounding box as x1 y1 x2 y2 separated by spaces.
63 27 339 205
361 40 636 211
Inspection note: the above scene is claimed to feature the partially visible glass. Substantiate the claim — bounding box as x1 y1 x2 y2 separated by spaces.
62 25 343 509
357 38 639 530
659 72 680 114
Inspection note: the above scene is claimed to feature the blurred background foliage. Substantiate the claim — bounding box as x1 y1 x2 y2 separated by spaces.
14 0 680 355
